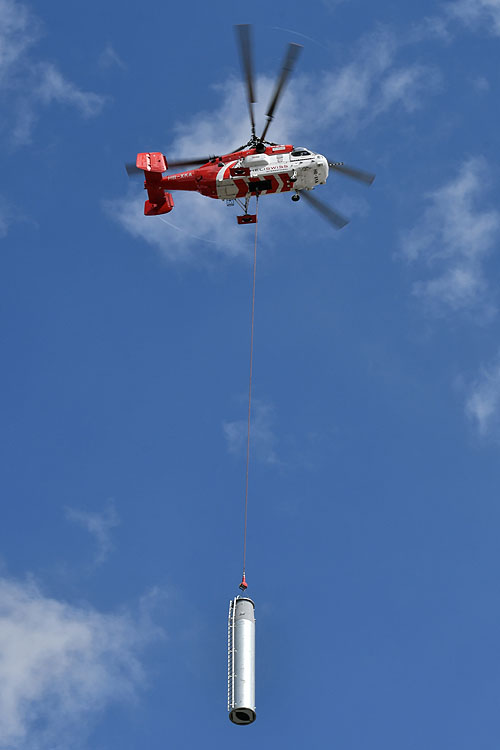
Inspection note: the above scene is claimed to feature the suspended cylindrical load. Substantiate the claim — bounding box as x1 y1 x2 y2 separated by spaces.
228 596 256 725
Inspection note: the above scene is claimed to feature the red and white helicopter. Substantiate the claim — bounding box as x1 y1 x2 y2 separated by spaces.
126 25 375 229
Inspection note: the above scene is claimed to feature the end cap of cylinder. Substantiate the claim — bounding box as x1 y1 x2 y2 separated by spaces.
229 707 256 725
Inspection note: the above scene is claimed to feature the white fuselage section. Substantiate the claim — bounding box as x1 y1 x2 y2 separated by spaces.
215 148 329 200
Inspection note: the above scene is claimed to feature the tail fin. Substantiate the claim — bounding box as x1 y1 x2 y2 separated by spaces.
136 152 167 173
136 152 174 216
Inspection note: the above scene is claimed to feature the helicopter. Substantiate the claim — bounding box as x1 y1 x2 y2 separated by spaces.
126 25 375 229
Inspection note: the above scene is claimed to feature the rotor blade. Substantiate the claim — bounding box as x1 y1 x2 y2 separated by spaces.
235 24 257 137
125 155 212 178
125 162 142 177
168 156 212 168
300 190 349 230
328 162 375 185
260 42 302 141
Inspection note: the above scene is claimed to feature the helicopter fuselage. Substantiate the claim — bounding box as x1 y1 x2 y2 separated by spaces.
137 145 328 216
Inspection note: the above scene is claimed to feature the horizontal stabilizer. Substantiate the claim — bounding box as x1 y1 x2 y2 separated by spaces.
144 192 174 216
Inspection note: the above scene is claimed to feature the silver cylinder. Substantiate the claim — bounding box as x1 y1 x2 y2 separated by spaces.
227 596 256 725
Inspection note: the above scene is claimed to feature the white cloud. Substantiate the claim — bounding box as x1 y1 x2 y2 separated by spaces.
168 29 439 155
375 64 441 114
223 399 280 465
98 43 126 70
446 0 500 35
105 191 253 266
465 352 500 436
112 28 439 263
36 63 105 117
417 0 500 39
0 576 163 750
400 157 500 315
65 501 120 566
469 74 490 92
0 194 32 237
0 0 38 79
0 0 105 144
0 196 11 238
297 34 440 138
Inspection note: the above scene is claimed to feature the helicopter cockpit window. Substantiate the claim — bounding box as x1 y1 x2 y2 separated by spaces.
291 148 312 157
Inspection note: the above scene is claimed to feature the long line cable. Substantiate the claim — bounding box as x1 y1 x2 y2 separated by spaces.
242 199 259 582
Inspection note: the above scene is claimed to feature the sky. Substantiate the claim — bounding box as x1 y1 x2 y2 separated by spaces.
1 0 500 748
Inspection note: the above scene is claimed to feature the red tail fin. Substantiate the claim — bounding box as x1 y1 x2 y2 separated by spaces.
136 152 167 173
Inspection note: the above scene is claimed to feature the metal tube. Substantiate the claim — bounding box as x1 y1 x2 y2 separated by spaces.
227 596 256 725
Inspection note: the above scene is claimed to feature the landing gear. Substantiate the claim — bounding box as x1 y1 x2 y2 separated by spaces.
291 193 300 202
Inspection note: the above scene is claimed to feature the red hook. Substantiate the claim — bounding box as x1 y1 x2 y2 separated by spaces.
239 573 248 591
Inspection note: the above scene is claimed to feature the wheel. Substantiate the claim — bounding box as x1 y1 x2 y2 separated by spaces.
291 193 300 202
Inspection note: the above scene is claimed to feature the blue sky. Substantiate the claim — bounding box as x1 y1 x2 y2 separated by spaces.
1 0 500 748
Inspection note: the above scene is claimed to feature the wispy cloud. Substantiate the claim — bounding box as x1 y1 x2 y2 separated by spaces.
168 29 440 155
400 157 500 316
469 74 490 92
36 62 105 116
98 43 126 70
0 193 32 237
0 196 11 238
0 0 38 78
105 192 253 267
65 500 120 566
299 35 440 138
416 0 500 40
0 576 163 750
465 352 500 436
465 354 500 437
0 0 106 145
223 399 280 465
445 0 500 35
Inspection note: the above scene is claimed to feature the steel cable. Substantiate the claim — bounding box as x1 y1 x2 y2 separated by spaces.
242 199 259 580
